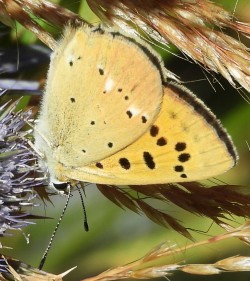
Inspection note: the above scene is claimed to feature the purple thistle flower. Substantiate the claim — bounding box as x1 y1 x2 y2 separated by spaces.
0 91 44 237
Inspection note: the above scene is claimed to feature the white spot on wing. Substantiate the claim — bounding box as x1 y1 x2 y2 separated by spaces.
104 77 114 93
129 106 141 116
66 54 74 62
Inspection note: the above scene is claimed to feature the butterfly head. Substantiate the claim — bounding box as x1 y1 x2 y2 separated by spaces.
37 151 73 194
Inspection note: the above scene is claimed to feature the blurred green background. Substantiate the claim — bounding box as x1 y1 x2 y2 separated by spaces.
0 0 249 280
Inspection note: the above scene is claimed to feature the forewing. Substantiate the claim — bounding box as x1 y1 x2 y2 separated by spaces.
37 26 163 167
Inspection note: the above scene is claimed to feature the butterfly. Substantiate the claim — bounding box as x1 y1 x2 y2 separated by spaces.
34 25 238 190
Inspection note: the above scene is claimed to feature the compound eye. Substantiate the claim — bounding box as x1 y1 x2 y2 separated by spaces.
53 182 69 192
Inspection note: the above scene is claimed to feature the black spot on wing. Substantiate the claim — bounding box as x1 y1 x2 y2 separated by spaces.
157 137 167 146
126 110 132 118
119 158 131 170
178 153 190 163
150 125 159 137
96 162 103 169
174 165 184 172
143 152 155 169
141 116 147 123
99 68 104 75
175 142 186 151
108 142 113 148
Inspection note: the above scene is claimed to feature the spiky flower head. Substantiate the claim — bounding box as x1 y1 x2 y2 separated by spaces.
0 93 43 237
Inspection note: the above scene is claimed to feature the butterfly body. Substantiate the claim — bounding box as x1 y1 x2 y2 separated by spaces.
35 25 237 188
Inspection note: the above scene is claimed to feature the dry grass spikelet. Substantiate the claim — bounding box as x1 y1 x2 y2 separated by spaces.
87 0 250 98
82 221 250 281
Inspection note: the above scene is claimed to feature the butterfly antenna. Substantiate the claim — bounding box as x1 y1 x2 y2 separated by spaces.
76 184 89 232
39 184 72 270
